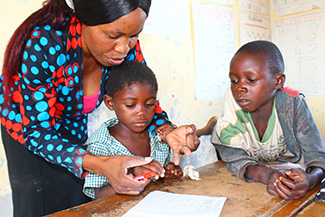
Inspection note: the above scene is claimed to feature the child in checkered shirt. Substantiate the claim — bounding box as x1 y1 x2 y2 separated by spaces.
83 60 182 199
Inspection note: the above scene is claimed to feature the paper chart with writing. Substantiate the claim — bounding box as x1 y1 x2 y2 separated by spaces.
273 0 325 17
142 0 190 37
239 0 270 16
272 11 325 97
239 11 271 45
204 0 234 7
192 0 235 100
122 191 227 217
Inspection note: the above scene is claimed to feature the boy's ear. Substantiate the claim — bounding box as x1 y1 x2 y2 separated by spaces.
275 74 285 90
103 94 114 111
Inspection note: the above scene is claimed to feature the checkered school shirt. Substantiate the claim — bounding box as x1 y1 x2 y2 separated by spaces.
83 118 171 199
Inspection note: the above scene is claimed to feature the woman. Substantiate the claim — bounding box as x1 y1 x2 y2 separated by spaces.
0 0 199 216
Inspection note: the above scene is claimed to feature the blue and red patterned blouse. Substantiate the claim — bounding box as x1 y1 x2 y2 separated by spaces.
0 16 171 178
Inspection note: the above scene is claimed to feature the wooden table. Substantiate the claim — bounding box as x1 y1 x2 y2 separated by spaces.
47 161 322 217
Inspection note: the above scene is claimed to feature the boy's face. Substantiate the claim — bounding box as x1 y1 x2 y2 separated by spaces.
104 82 157 133
229 51 282 114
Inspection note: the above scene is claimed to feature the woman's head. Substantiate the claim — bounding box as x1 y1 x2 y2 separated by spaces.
81 7 146 67
73 0 151 26
77 0 151 67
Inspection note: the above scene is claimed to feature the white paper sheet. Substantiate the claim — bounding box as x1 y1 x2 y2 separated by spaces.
122 191 227 217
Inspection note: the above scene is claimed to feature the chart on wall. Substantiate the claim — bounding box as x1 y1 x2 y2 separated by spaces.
239 0 269 16
142 0 190 37
238 0 271 45
205 0 234 6
273 11 325 97
273 0 325 17
192 0 235 100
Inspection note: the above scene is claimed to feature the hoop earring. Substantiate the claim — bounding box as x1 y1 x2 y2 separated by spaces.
65 0 75 10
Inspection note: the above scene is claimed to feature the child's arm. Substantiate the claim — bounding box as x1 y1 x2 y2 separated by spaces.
94 184 116 199
196 116 218 137
245 165 289 197
164 162 183 179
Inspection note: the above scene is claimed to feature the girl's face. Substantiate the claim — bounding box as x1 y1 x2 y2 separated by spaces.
229 51 283 115
81 8 146 67
104 82 157 133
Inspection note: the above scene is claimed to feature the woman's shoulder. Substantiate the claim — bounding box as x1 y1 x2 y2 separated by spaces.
26 16 81 55
21 17 83 77
28 25 67 49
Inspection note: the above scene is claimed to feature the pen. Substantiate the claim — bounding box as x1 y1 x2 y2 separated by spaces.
133 171 156 180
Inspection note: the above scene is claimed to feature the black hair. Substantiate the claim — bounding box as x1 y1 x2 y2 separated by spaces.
106 60 158 98
235 40 285 75
74 0 151 26
2 0 151 103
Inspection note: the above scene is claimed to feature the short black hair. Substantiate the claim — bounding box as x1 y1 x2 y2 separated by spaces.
74 0 151 26
106 60 158 98
235 40 284 75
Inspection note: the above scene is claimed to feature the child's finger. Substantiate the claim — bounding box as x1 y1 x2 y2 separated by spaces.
284 171 301 182
279 176 296 189
141 162 165 177
274 179 291 200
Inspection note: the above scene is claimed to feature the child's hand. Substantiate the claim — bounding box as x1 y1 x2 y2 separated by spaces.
267 170 287 197
280 168 309 199
270 168 309 200
131 160 165 180
164 162 183 179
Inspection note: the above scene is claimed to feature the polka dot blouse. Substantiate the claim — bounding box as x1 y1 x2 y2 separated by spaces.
0 16 171 178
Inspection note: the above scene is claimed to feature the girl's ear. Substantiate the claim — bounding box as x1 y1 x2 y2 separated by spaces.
103 94 114 111
275 74 285 90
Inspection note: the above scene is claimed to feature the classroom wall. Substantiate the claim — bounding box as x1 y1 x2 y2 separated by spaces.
1 0 325 216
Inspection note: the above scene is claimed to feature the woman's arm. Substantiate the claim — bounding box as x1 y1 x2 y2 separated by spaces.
6 25 88 178
83 154 154 195
148 101 200 165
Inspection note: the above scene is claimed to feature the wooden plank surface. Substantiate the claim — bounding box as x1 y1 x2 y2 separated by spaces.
295 201 325 217
47 161 319 217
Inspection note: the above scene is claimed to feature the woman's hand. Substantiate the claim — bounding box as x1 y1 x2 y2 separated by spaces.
164 162 183 179
83 154 163 195
157 124 200 165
